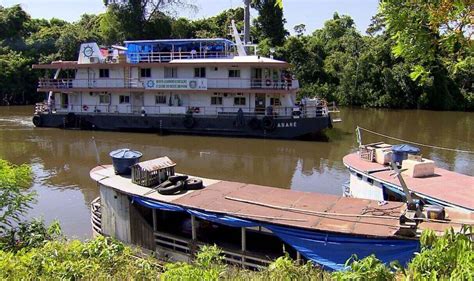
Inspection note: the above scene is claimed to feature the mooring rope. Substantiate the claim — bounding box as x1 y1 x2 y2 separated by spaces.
357 126 474 154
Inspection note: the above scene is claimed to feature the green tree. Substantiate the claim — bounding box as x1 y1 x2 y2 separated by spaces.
252 0 288 46
380 0 472 110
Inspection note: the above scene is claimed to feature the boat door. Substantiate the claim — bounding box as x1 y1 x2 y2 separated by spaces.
61 93 69 109
132 92 144 113
87 69 95 88
251 68 262 88
255 93 266 114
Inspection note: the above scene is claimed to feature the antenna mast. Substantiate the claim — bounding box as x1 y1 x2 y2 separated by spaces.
243 0 251 44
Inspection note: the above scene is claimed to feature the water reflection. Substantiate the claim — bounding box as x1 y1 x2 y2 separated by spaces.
0 106 472 238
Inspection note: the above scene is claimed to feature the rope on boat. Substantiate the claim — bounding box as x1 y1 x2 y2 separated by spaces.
357 126 474 154
225 196 474 225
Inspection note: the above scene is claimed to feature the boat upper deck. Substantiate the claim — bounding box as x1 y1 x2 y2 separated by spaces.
343 152 474 211
91 165 471 239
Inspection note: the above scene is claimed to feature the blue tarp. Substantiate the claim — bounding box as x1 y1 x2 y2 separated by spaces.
132 196 184 212
131 196 420 271
265 224 419 271
392 144 421 154
187 209 258 228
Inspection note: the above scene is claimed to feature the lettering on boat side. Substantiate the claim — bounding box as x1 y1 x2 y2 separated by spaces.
277 122 297 128
143 79 207 90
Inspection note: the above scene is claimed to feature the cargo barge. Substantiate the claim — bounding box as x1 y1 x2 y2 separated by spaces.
89 154 472 271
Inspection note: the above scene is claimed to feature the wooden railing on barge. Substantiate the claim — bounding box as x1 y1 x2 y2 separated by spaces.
90 197 102 236
154 231 273 269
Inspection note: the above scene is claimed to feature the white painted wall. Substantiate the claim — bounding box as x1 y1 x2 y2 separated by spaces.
56 65 297 114
348 173 385 201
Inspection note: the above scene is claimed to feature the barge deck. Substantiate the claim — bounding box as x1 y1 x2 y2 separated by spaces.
90 164 472 271
343 152 474 211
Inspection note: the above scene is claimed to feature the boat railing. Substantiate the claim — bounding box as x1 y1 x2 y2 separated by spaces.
127 51 231 63
90 197 102 236
48 104 328 118
154 231 272 269
38 78 299 91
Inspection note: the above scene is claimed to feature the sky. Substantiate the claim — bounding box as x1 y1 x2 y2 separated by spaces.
1 0 379 34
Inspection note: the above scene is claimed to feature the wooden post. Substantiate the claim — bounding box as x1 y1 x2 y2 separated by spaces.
152 209 157 232
296 251 301 264
191 215 197 241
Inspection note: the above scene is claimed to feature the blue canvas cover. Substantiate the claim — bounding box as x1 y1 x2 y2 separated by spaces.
132 196 184 212
392 144 420 154
130 196 420 271
265 224 419 271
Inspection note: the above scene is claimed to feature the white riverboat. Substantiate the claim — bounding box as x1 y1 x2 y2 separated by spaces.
32 23 333 139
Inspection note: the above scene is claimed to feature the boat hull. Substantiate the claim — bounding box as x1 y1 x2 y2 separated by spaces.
33 113 332 139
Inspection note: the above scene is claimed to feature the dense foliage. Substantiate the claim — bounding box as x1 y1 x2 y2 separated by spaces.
0 159 34 234
0 2 472 110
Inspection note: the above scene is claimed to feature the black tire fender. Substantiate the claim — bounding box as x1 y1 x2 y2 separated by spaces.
168 175 189 184
158 180 184 195
183 116 195 129
184 178 204 190
32 115 42 127
262 116 276 131
248 117 260 130
65 112 76 127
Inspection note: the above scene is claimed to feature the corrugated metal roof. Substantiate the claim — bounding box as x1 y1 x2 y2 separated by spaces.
134 157 176 171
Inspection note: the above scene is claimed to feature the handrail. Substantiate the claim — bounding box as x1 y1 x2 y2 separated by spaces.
42 103 328 118
90 197 102 236
154 230 272 269
127 51 231 63
37 78 299 90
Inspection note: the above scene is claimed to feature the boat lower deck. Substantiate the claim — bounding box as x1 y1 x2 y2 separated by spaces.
35 112 332 139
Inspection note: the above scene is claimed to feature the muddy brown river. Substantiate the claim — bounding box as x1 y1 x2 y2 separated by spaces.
0 106 472 238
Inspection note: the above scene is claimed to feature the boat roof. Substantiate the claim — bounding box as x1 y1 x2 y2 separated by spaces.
90 165 470 238
343 152 474 211
133 157 176 171
124 38 235 45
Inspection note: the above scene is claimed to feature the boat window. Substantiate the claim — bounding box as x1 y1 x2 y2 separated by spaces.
99 69 109 78
155 94 167 104
356 173 363 180
99 93 110 104
140 68 151 78
194 67 206 78
228 69 241 78
119 95 130 104
164 67 177 78
367 178 374 185
234 97 246 105
211 96 223 105
270 97 281 106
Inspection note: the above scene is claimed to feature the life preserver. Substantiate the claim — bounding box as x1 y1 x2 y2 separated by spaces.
265 79 272 86
262 116 276 131
83 105 89 111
